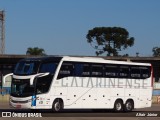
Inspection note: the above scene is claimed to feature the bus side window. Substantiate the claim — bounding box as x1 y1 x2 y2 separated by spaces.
141 67 150 78
130 67 141 79
119 66 130 78
57 62 74 79
74 63 83 77
39 63 57 74
82 64 90 77
91 64 103 77
105 65 118 78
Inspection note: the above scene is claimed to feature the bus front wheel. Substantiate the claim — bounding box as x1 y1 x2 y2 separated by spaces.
52 99 63 112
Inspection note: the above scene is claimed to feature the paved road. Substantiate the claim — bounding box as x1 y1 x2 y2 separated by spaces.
0 102 159 120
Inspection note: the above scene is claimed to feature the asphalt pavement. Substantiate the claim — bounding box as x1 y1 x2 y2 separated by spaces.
0 101 160 120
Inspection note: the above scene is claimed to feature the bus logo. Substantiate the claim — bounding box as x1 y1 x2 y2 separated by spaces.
2 112 11 117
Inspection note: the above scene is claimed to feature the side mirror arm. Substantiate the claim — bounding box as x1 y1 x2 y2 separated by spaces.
30 72 49 85
3 73 13 85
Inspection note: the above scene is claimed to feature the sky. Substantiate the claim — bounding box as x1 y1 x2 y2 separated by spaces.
0 0 160 56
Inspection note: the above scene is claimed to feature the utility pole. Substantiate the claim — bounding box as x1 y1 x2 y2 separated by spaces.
0 10 5 54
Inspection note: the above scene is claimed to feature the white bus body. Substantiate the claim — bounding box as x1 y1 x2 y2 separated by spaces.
4 56 153 112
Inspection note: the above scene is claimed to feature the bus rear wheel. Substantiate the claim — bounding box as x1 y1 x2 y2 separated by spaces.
52 99 63 112
124 100 134 112
114 100 123 112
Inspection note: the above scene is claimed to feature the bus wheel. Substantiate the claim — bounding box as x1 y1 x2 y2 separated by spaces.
114 100 123 112
124 100 134 112
52 99 63 112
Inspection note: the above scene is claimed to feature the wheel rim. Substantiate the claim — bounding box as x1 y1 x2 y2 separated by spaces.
126 102 132 110
54 102 60 111
116 103 122 111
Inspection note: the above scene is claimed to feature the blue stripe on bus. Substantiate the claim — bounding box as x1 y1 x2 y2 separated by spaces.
153 90 160 96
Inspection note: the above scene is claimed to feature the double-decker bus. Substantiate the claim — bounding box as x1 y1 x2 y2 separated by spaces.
3 56 153 112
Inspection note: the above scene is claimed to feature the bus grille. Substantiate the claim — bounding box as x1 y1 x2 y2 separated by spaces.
11 99 30 103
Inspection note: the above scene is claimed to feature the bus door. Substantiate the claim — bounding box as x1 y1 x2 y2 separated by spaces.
33 74 53 108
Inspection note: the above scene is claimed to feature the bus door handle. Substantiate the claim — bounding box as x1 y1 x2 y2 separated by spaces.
82 99 85 100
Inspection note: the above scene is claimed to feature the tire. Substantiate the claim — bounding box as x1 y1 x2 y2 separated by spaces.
52 99 63 112
114 100 123 112
124 100 134 112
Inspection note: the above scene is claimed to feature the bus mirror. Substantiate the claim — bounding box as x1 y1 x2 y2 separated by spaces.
3 73 13 86
30 72 50 85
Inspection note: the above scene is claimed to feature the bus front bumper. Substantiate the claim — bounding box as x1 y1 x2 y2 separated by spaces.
9 101 34 109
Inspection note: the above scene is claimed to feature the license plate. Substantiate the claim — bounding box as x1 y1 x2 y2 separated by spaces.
16 104 21 108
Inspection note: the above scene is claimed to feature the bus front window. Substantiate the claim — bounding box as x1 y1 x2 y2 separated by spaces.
11 79 34 97
12 61 59 96
14 61 40 75
35 62 58 94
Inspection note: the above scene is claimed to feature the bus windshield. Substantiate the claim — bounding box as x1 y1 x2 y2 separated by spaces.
11 61 59 96
11 79 34 97
14 61 40 75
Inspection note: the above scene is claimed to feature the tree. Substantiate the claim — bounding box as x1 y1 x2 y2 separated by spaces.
26 47 46 55
152 47 160 57
86 27 134 56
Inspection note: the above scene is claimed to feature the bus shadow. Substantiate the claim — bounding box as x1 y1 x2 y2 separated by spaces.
0 108 141 113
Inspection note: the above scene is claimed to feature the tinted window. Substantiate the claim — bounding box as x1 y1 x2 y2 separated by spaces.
36 76 52 94
119 66 130 78
130 67 141 78
56 61 151 80
57 62 74 79
82 64 90 77
11 79 34 97
141 67 151 78
91 64 103 77
105 65 118 77
74 63 83 76
14 61 39 75
39 63 57 74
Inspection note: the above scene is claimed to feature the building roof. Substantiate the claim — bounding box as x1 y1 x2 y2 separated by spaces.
0 54 160 65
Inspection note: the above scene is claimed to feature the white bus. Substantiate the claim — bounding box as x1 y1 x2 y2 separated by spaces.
3 56 153 112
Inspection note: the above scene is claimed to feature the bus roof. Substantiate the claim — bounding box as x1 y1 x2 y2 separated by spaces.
61 56 151 66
